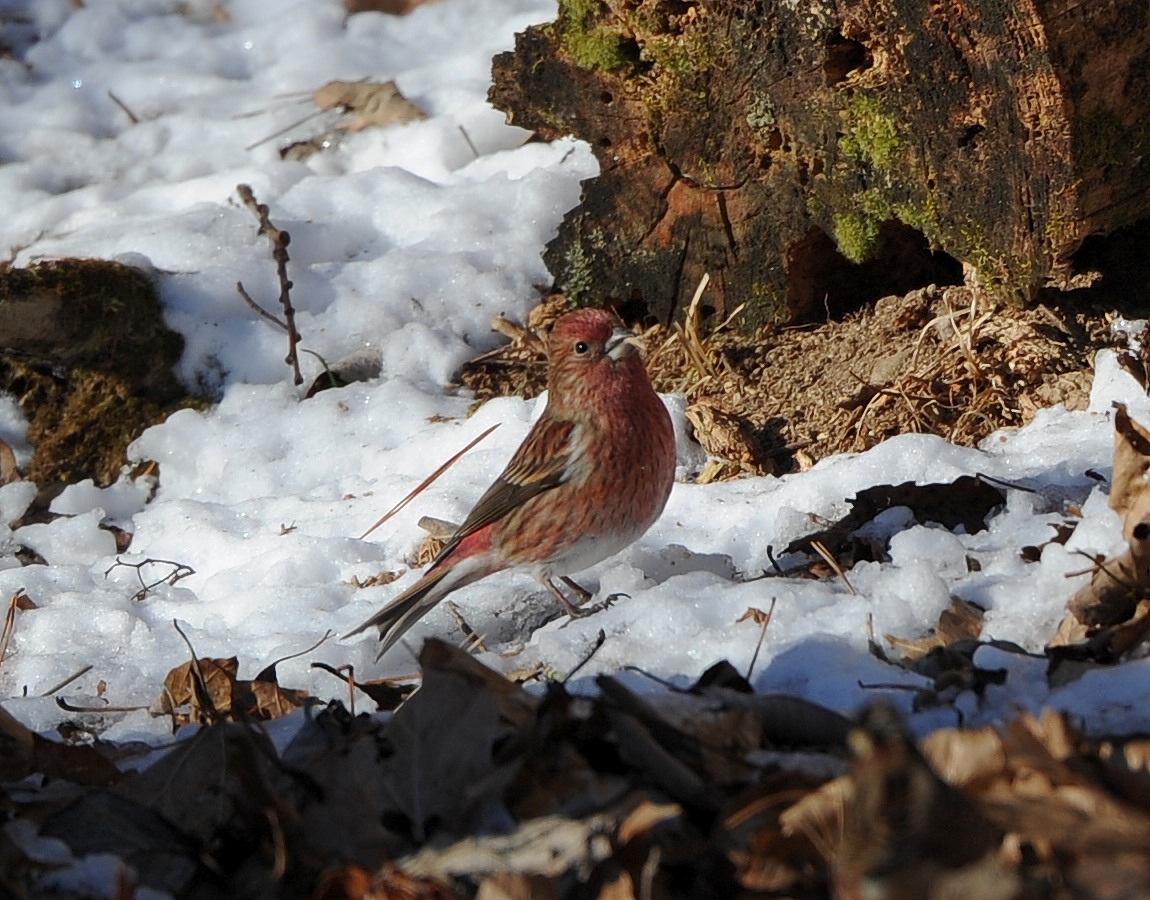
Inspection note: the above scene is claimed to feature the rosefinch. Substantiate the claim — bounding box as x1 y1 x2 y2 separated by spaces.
346 307 676 660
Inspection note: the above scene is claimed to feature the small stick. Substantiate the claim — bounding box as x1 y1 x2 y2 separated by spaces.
41 664 93 697
172 619 220 724
236 281 289 331
446 600 487 653
0 590 18 669
236 184 304 385
562 629 606 683
739 597 777 681
107 90 139 124
458 125 480 159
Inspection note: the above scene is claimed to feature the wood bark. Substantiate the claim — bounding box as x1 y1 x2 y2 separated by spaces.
490 0 1150 326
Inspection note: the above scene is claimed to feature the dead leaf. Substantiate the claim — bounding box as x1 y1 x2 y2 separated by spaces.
345 0 443 14
313 80 426 132
153 656 239 725
831 703 1017 900
1109 402 1150 517
0 437 19 484
685 402 772 478
785 475 1007 567
885 596 985 660
0 703 120 785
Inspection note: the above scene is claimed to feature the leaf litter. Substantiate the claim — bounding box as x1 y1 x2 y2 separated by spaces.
5 288 1150 896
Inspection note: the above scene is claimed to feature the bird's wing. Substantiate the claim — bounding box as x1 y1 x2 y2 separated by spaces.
432 416 577 563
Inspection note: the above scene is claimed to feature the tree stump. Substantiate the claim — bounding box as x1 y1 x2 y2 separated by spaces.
490 0 1150 326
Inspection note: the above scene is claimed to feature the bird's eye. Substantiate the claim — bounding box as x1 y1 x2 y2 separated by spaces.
574 340 589 354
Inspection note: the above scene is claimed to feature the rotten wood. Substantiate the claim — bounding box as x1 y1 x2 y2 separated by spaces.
490 0 1150 326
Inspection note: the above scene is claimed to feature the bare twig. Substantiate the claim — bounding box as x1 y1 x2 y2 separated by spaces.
42 664 94 697
562 629 606 683
0 590 20 669
738 598 777 681
172 619 220 724
107 90 140 124
105 557 195 602
458 125 480 159
236 184 304 385
236 280 289 331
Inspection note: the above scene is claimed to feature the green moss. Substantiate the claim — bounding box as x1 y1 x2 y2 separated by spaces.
555 0 632 72
832 210 882 263
839 93 901 169
560 231 596 303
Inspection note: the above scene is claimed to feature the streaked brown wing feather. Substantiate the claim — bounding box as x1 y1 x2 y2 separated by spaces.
432 416 576 564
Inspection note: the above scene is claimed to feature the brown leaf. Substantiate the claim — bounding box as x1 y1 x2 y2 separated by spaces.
885 596 985 660
313 80 426 132
685 402 772 477
0 703 119 785
235 676 309 720
154 656 239 725
345 0 443 14
831 703 1016 900
1110 402 1150 517
0 436 19 484
786 475 1007 563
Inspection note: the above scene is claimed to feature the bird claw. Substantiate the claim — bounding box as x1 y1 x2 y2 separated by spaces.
561 591 630 620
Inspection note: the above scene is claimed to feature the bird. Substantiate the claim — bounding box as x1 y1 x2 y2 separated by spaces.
345 307 677 660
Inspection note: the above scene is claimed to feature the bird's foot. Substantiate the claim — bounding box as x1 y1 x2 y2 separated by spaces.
547 577 630 619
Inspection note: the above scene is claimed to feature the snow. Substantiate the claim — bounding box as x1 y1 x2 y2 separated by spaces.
0 0 1148 790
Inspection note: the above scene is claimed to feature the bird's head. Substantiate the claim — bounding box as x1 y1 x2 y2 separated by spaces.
545 307 649 407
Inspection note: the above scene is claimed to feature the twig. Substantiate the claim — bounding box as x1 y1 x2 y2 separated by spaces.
172 619 220 724
360 423 499 539
236 184 304 385
236 280 288 331
562 629 606 683
42 664 94 697
244 107 329 151
740 598 777 681
458 124 480 159
107 90 140 124
446 600 487 653
56 698 149 713
105 557 195 602
0 590 19 670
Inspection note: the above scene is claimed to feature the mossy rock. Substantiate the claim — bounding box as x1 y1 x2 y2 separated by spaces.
0 258 197 486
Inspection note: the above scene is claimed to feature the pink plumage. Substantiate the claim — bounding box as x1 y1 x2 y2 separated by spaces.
345 307 676 660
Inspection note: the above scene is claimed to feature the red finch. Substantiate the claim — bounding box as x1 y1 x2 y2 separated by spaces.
346 307 676 660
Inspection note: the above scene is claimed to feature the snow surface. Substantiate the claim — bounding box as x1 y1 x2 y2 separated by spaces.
1 0 1149 766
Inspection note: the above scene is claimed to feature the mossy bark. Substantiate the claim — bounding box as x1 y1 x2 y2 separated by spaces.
490 0 1150 326
0 259 192 485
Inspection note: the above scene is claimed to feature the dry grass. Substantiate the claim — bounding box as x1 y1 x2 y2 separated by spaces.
454 284 1121 480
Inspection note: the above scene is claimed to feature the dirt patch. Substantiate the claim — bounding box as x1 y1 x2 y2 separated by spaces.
457 286 1125 478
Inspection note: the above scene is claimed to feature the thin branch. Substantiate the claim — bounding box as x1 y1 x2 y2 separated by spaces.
236 184 304 385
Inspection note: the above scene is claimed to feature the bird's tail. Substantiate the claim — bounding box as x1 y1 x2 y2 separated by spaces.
344 550 501 661
342 567 454 661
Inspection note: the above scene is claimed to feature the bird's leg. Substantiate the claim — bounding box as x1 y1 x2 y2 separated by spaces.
545 577 594 618
560 576 593 603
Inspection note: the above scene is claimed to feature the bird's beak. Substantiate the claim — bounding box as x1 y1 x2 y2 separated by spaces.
605 326 642 361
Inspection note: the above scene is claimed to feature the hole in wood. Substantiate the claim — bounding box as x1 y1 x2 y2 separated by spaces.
959 124 985 148
785 221 962 321
824 31 872 86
